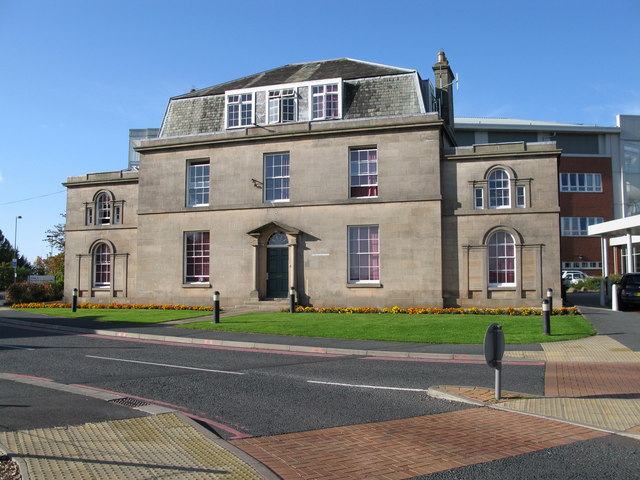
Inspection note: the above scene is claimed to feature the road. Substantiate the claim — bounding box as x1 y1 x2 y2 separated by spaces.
1 321 543 438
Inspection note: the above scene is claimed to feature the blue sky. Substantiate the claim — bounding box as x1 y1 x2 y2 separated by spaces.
1 0 639 262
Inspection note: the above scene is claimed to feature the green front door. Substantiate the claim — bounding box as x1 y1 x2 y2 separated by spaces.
267 247 288 298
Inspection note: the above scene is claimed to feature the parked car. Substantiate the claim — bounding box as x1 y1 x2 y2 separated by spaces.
562 270 590 285
617 273 640 309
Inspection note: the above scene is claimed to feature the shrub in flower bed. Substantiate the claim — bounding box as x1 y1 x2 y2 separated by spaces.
12 302 215 311
289 305 579 316
5 282 63 305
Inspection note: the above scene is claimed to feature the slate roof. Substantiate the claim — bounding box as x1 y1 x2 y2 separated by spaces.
175 58 415 99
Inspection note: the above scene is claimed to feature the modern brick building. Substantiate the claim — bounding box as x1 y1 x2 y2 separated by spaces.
64 53 562 308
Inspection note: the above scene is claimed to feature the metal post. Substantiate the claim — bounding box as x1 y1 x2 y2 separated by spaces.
546 288 553 313
612 284 619 311
495 362 502 400
13 215 21 282
542 299 550 335
600 278 606 306
289 286 296 313
72 288 78 312
213 291 220 324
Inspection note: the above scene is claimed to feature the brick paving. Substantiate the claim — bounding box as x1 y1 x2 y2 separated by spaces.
232 408 606 480
545 362 640 397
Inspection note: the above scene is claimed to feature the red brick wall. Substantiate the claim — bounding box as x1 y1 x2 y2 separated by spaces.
558 156 613 275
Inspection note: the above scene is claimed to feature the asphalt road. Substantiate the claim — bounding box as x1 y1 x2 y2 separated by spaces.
0 322 544 438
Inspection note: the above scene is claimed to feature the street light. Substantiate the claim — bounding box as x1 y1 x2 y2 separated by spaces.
14 215 22 282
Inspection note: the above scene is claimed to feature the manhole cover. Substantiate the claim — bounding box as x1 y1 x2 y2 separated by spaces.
109 397 151 408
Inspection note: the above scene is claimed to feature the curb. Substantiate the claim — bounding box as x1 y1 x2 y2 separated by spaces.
0 317 540 363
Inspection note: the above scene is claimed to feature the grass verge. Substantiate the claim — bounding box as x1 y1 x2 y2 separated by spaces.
15 308 211 324
178 312 596 344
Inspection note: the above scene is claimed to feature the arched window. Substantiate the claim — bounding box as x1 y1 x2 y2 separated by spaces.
96 193 111 224
488 169 510 209
93 243 111 287
488 231 515 286
268 232 288 246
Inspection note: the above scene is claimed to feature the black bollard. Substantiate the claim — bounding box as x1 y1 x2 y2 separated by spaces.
289 286 296 313
546 288 553 313
72 288 78 312
542 299 551 335
213 291 220 324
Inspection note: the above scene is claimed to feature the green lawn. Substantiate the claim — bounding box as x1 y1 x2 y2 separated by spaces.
178 312 596 344
15 308 211 324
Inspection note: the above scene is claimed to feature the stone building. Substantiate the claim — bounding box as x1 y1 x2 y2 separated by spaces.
64 52 562 308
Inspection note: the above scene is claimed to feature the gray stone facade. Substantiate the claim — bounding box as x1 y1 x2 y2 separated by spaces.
64 55 562 308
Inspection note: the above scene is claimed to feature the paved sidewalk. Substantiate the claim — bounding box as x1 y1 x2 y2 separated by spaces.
0 412 272 480
1 298 639 479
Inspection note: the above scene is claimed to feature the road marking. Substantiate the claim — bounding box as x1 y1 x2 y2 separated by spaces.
86 355 245 375
308 380 430 392
0 344 34 350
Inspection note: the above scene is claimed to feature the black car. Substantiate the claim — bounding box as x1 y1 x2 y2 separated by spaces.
618 273 640 309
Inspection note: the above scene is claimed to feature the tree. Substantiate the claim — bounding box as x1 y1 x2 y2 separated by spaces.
0 229 32 289
44 214 65 254
34 254 64 283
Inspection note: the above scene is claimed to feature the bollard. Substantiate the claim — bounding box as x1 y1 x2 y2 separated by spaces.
600 278 606 306
546 288 553 313
542 298 551 335
289 286 296 313
213 290 220 324
72 288 78 313
612 284 619 311
483 323 505 400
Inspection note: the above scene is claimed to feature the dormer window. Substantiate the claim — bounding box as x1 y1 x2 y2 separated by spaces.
227 93 253 128
312 83 340 120
268 89 296 124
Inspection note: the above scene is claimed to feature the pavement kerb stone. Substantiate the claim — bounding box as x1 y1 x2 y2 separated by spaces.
0 443 30 480
426 387 485 406
173 412 281 480
488 401 633 438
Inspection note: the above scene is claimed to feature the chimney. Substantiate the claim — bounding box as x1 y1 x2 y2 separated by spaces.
432 51 455 131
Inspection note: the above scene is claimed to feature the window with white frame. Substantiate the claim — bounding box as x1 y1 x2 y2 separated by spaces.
227 93 253 128
488 231 515 287
264 152 289 202
312 84 340 120
562 261 602 269
187 160 210 207
264 153 290 202
488 169 511 208
560 217 603 236
85 192 123 226
93 243 111 287
268 89 296 124
348 225 380 283
96 193 111 224
559 173 602 192
350 148 378 198
184 231 210 283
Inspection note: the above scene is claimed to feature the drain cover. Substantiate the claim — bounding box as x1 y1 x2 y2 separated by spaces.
109 397 151 408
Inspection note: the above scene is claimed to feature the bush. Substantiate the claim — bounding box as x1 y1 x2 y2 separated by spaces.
5 282 63 305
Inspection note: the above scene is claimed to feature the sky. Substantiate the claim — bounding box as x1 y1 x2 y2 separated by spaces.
1 0 639 263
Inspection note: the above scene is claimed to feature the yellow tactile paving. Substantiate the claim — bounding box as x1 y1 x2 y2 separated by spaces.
506 335 640 364
0 414 264 480
498 397 640 433
541 335 640 363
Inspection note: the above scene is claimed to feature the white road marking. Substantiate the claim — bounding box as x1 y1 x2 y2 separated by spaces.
86 355 245 375
308 380 429 392
0 344 34 350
